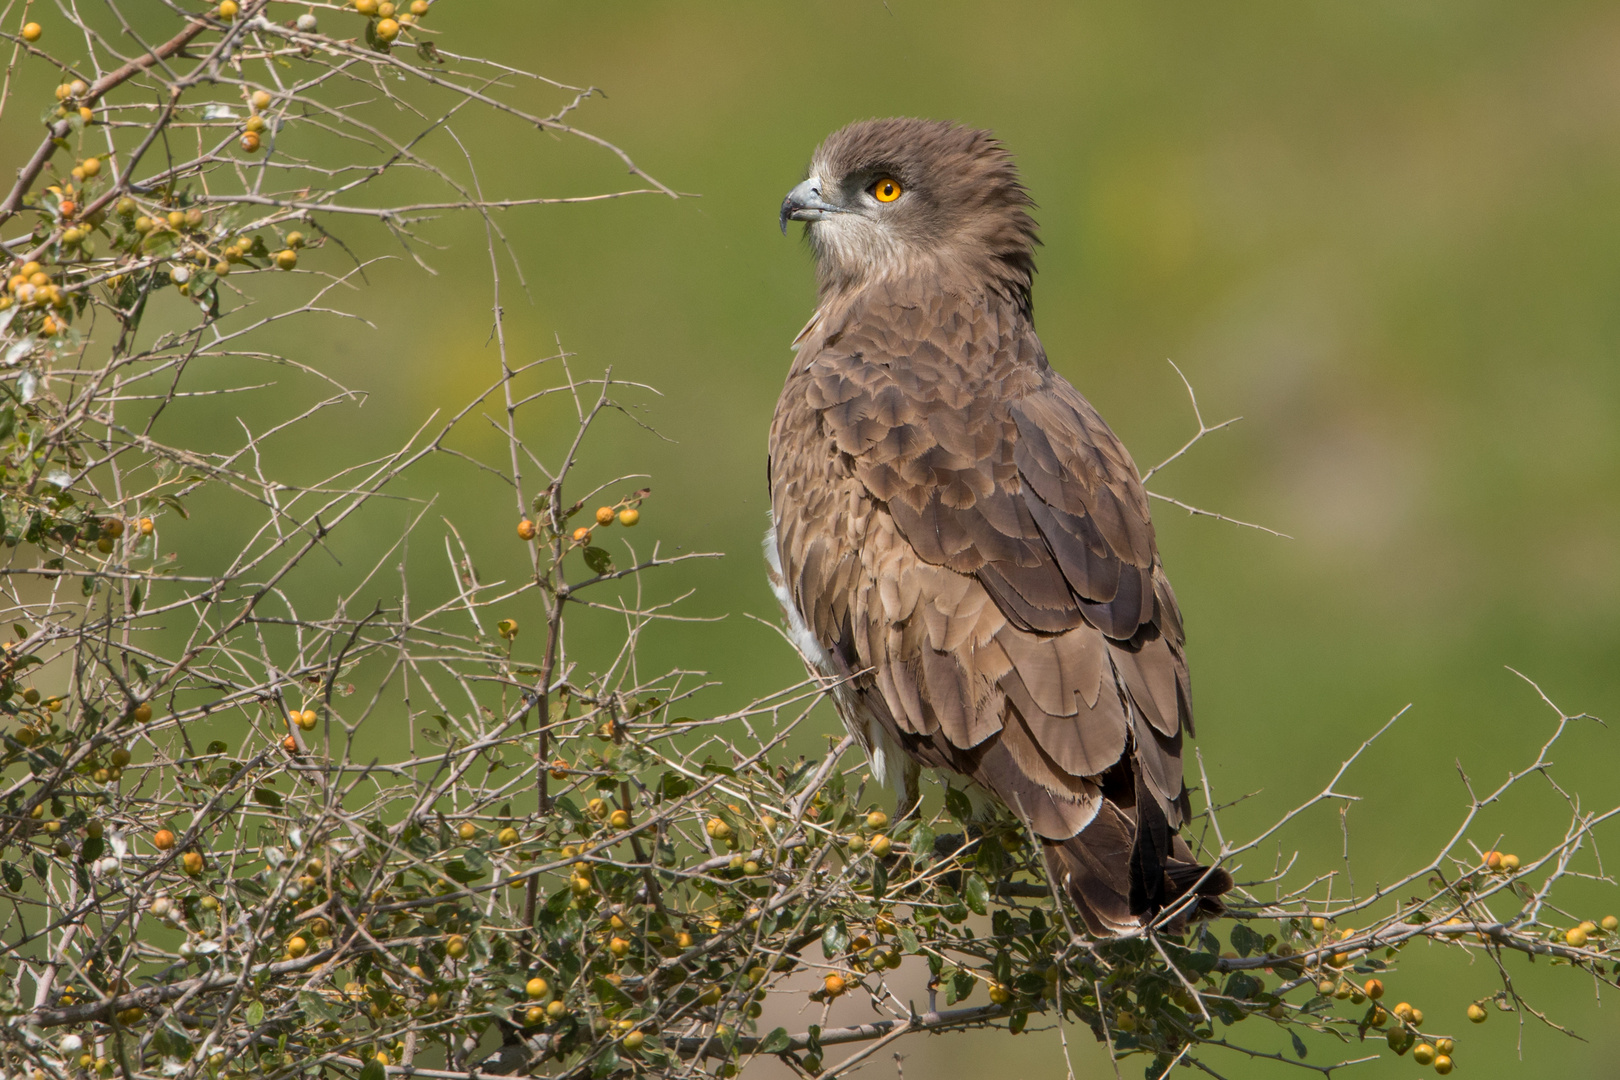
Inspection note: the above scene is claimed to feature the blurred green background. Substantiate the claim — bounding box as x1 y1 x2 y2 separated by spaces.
10 0 1620 1074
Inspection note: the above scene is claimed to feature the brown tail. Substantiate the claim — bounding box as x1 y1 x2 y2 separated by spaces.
1042 794 1231 936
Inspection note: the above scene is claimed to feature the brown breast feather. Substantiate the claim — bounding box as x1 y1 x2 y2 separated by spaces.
768 280 1194 838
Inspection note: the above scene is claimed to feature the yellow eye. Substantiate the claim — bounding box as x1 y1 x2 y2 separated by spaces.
871 177 902 203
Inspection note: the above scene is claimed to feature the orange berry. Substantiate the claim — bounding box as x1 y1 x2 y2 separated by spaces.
282 734 298 752
21 22 42 41
517 518 537 540
595 506 615 526
572 526 590 543
153 828 177 850
239 131 260 153
139 517 155 535
1363 978 1384 1000
823 973 846 996
550 759 569 780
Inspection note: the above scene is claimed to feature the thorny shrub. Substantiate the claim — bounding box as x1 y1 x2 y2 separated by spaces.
0 5 1616 1080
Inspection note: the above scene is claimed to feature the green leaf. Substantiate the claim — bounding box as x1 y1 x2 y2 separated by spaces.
1292 1031 1308 1059
897 923 919 954
443 859 483 884
358 1061 386 1080
963 873 989 916
591 1044 621 1078
1224 973 1262 1001
871 859 887 902
821 916 849 959
582 546 614 576
944 787 973 824
246 1000 264 1026
758 1027 792 1054
948 967 975 1004
1230 923 1264 958
253 787 282 808
909 822 933 862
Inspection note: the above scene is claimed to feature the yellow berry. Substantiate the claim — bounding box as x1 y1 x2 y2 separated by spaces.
251 89 272 111
1566 926 1588 948
1500 853 1520 872
375 17 399 41
623 1030 644 1051
546 999 566 1018
498 826 519 845
869 834 892 858
140 517 155 535
1412 1043 1436 1066
865 810 889 830
286 936 308 958
618 508 639 527
182 851 204 875
298 709 318 730
217 0 238 18
274 249 298 270
1467 1003 1487 1023
1434 1055 1454 1076
80 157 100 178
609 809 631 829
458 822 477 841
608 937 630 957
445 935 466 958
1311 916 1327 931
356 0 378 12
1434 1038 1453 1054
525 977 548 1000
22 22 42 41
411 0 429 13
988 983 1011 1005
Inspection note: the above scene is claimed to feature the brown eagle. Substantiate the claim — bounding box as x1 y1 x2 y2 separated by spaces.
766 118 1231 935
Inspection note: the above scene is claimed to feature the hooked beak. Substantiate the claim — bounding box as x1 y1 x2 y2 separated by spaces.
779 177 844 235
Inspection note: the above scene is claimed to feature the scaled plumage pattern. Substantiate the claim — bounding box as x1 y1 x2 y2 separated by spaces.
767 118 1231 935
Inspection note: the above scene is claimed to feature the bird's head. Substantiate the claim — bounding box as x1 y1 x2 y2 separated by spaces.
780 118 1039 310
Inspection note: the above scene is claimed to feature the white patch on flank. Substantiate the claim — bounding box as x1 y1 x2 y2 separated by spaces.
764 522 909 795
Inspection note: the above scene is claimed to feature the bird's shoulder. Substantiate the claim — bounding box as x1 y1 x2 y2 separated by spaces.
772 283 1165 643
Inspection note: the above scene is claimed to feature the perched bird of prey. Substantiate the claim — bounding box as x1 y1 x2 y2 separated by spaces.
767 118 1231 935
